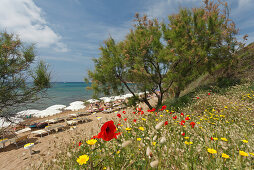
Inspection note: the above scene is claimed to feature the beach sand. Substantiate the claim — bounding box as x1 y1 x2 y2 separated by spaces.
0 97 156 170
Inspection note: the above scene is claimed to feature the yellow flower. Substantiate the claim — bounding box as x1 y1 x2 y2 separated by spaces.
152 142 156 146
166 110 169 112
77 154 89 165
221 138 228 142
125 127 132 131
139 127 145 131
213 137 218 141
184 141 193 145
116 150 120 154
207 148 217 154
249 152 254 156
137 138 141 141
103 167 107 170
142 118 146 121
160 115 163 117
184 137 189 139
239 150 249 157
224 106 228 109
196 122 200 124
241 140 248 143
155 119 158 121
221 153 230 159
86 139 97 145
120 124 123 127
220 115 225 118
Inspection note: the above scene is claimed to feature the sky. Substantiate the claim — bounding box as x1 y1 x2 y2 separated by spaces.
0 0 253 82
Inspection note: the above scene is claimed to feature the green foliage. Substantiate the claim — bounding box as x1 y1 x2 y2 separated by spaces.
162 1 243 98
126 96 139 107
0 31 51 120
87 0 244 109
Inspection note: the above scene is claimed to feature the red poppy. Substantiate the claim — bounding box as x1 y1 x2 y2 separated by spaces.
162 105 167 110
140 111 144 115
117 123 121 126
185 117 190 120
190 122 195 128
138 108 142 112
147 108 156 112
181 132 185 136
93 120 120 141
133 119 137 122
211 137 213 140
196 97 200 99
208 92 211 95
173 116 177 120
124 118 127 121
164 121 168 125
181 113 184 116
133 112 136 114
123 111 126 114
180 120 185 126
170 112 172 114
78 141 82 146
117 114 121 118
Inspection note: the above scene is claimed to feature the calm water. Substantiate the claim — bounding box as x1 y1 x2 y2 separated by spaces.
25 82 94 110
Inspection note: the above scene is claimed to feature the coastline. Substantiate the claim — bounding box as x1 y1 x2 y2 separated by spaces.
0 95 156 170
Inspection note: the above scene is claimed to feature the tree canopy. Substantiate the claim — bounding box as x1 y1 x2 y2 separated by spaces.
86 0 245 109
0 31 51 122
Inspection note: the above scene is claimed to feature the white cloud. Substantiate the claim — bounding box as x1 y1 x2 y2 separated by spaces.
0 0 68 52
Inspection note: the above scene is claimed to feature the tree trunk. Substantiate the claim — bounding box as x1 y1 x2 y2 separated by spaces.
142 97 153 109
174 90 180 99
156 92 163 109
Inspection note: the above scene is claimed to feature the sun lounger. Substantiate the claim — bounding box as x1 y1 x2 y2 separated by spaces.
66 120 78 126
45 125 65 133
15 127 31 135
0 138 9 148
31 129 49 138
9 134 29 148
103 108 113 113
46 119 58 124
74 117 87 123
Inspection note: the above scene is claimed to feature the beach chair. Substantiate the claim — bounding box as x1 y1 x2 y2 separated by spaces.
74 117 87 123
31 129 49 138
9 134 29 148
66 120 78 126
0 138 9 148
103 108 112 114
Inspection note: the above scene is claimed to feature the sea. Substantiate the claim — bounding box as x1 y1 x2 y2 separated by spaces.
24 82 94 111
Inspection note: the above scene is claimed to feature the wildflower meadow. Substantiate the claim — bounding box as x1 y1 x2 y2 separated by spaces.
45 83 254 169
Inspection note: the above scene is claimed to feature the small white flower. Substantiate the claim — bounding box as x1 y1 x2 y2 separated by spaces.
155 121 164 130
150 160 159 168
122 140 132 148
153 135 157 141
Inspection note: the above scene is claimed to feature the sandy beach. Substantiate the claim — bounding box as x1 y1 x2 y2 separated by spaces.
0 97 155 170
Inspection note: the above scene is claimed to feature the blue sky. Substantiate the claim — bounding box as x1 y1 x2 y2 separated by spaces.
0 0 253 82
